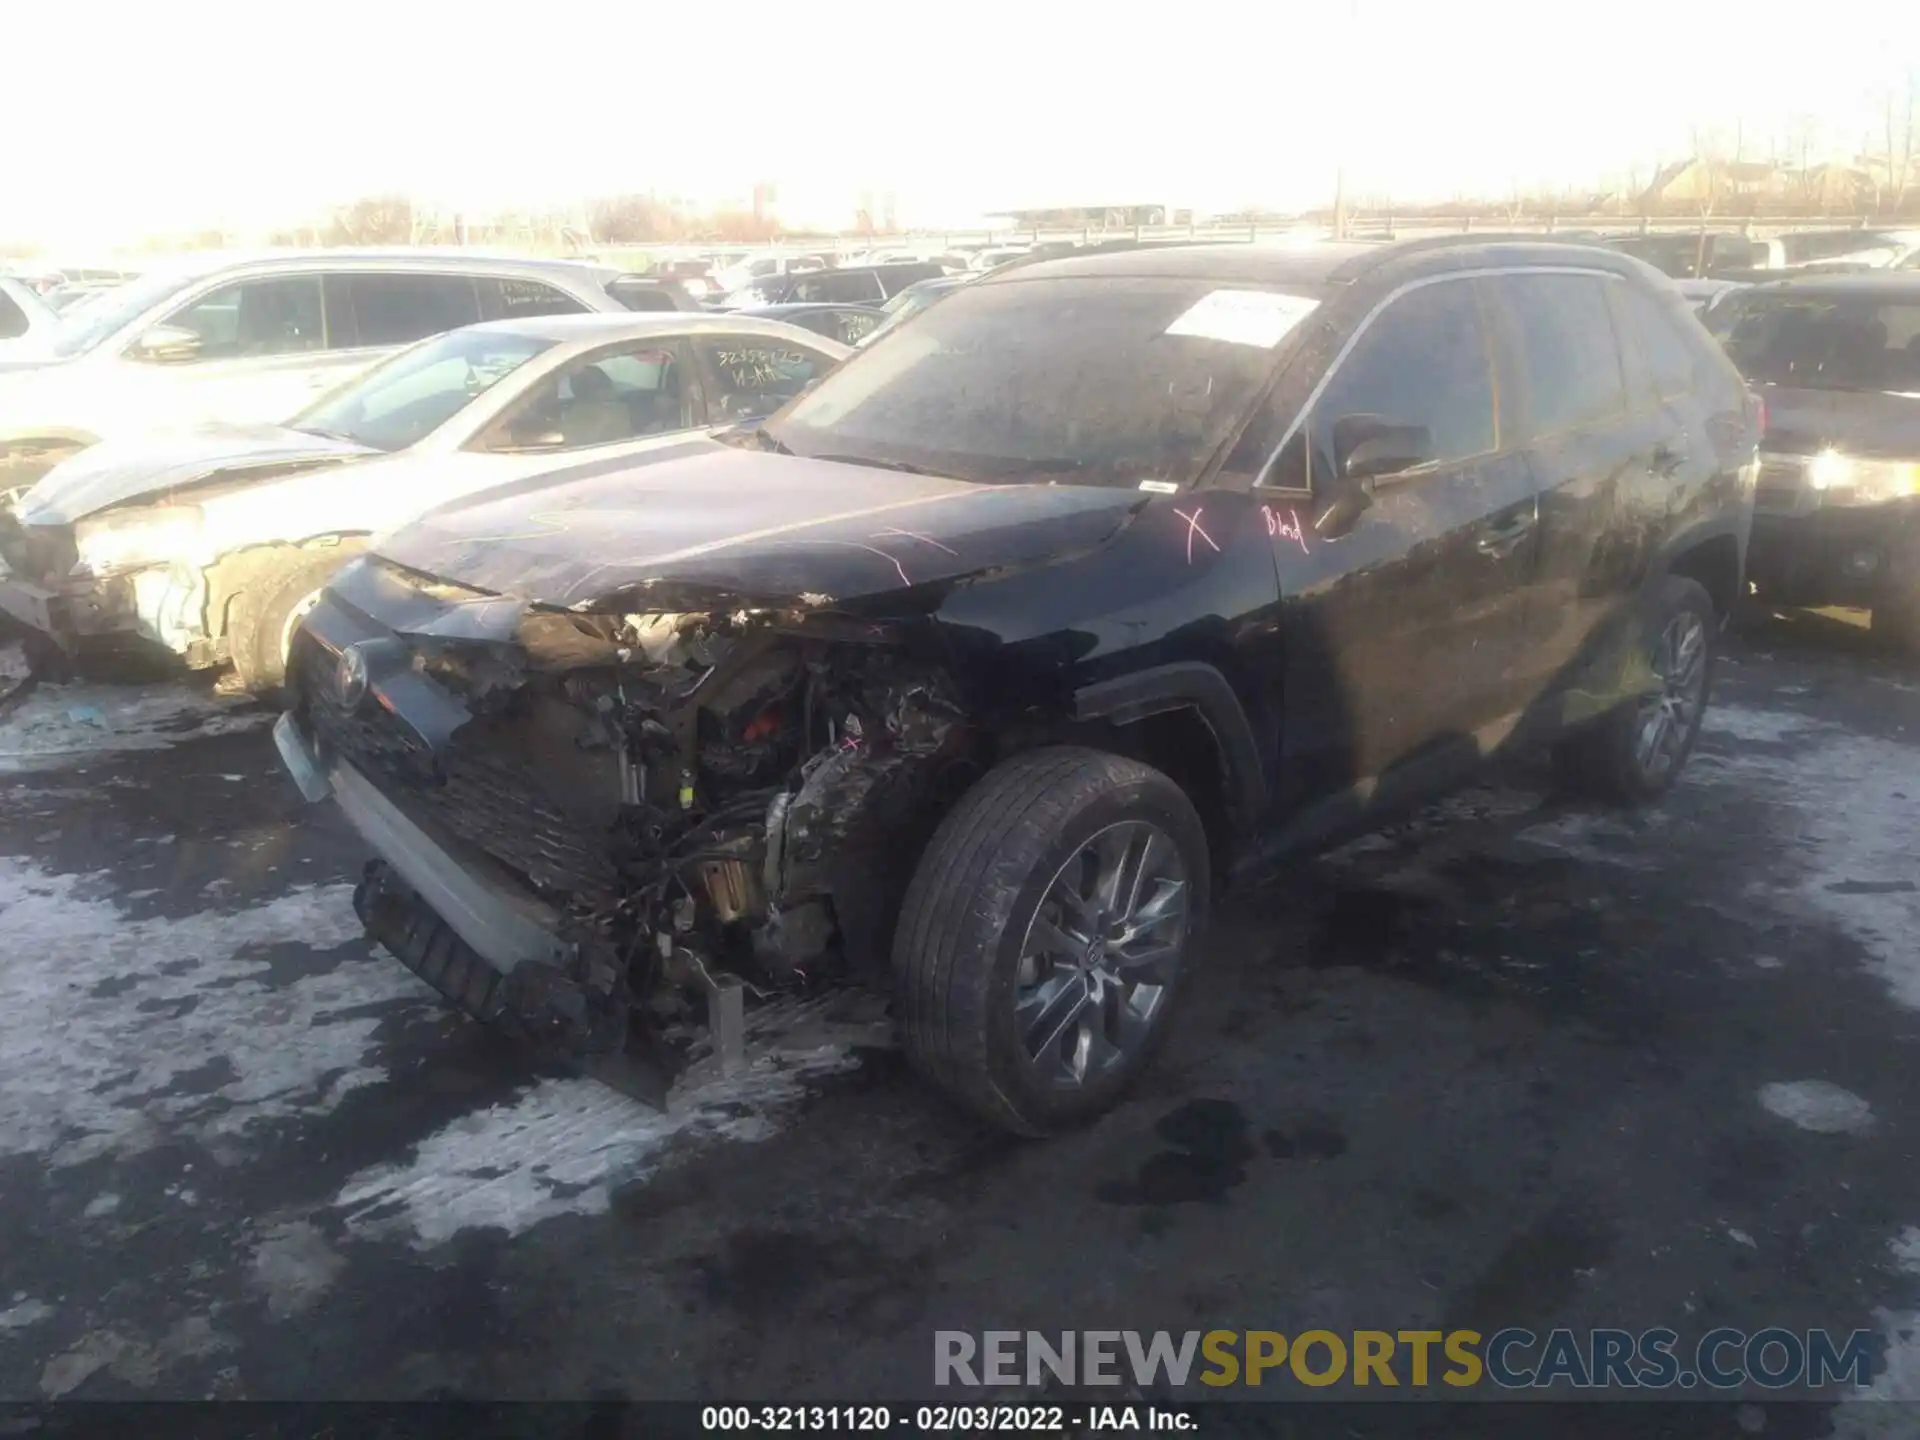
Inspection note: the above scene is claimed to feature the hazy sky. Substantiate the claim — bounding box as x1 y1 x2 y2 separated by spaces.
4 0 1915 247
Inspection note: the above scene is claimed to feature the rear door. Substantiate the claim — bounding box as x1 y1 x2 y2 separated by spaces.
1269 274 1540 799
1481 270 1651 718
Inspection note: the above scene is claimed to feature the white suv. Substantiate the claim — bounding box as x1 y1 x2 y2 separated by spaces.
0 250 688 493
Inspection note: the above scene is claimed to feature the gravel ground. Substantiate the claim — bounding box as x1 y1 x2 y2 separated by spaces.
0 613 1916 1436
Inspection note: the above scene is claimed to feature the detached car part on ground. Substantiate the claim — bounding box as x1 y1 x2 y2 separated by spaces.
276 239 1758 1135
0 250 700 496
0 313 847 691
1707 274 1920 647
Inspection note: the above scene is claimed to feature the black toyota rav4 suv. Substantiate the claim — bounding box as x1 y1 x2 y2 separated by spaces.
275 239 1759 1135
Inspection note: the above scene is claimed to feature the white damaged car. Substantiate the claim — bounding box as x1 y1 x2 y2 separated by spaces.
0 311 848 692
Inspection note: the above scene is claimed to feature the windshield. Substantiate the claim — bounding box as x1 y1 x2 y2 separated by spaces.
758 275 1317 486
882 282 943 316
293 328 556 451
40 268 202 358
1707 291 1920 394
1778 231 1900 264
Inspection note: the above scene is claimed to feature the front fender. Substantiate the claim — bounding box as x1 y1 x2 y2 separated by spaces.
1072 660 1267 828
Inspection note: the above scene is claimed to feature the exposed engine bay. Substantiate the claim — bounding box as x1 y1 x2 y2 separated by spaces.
296 599 990 1097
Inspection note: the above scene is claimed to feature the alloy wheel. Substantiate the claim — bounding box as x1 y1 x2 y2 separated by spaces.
1633 610 1708 782
1014 820 1190 1088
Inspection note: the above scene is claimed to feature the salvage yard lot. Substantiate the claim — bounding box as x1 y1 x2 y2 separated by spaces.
0 619 1916 1425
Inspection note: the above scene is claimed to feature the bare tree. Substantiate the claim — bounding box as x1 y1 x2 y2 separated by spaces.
1886 73 1917 212
324 195 414 246
1688 126 1726 277
589 193 679 244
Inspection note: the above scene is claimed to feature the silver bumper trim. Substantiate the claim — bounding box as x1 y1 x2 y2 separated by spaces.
274 712 571 975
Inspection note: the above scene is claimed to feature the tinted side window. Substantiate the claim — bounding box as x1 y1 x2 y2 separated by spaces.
1307 278 1496 481
791 272 884 304
0 290 26 340
479 277 588 321
328 274 480 348
160 276 324 360
693 336 836 423
1496 274 1627 435
1609 283 1699 402
834 309 881 345
478 342 695 451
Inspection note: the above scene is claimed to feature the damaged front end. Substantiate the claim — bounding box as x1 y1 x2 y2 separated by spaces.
280 557 979 1102
0 500 215 661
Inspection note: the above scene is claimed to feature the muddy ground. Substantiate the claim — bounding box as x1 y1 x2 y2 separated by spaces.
0 613 1916 1437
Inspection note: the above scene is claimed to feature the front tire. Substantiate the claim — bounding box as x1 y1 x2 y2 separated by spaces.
1553 574 1716 804
893 746 1210 1136
229 546 360 697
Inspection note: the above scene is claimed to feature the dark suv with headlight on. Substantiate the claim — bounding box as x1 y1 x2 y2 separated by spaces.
1706 274 1920 646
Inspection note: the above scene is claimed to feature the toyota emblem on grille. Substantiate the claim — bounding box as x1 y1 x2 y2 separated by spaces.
335 644 370 709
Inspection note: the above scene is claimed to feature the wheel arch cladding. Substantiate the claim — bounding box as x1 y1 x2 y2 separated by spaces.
1071 661 1266 833
1664 531 1743 622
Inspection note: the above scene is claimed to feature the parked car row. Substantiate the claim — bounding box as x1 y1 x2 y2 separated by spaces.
1602 226 1920 281
1 311 848 686
12 229 1919 1142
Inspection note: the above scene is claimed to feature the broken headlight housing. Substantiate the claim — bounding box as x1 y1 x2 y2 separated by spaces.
1806 451 1920 507
71 504 204 578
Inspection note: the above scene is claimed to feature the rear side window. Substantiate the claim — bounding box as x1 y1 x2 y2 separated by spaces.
1608 284 1700 403
0 289 26 340
1495 273 1628 435
1304 277 1498 479
692 335 837 424
479 277 587 321
325 274 481 348
607 278 684 313
790 271 884 304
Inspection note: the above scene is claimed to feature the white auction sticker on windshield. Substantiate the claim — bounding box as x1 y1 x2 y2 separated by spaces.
1164 289 1319 349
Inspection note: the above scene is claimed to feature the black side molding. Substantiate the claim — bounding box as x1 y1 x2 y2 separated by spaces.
1073 661 1268 828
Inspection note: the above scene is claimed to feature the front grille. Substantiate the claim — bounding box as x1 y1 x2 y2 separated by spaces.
1754 456 1808 514
294 637 620 905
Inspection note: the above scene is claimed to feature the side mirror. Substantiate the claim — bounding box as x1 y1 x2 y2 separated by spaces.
1335 417 1433 484
1311 416 1433 539
1313 477 1375 539
129 324 203 365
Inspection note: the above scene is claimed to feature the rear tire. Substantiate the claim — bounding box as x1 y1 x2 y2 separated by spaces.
892 746 1210 1136
229 546 361 698
1553 574 1716 805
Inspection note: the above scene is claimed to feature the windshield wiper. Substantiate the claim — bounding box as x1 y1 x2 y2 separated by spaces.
719 422 792 454
289 424 363 444
811 454 945 476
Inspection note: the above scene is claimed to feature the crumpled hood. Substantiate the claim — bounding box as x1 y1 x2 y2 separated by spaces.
376 439 1148 609
15 423 378 527
1761 386 1920 462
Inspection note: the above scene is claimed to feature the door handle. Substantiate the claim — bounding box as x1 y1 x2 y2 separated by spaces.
1651 443 1686 477
1476 513 1536 555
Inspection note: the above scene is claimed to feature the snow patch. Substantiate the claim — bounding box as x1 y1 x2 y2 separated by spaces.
1693 706 1920 1011
248 1220 346 1319
0 856 430 1168
1893 1227 1920 1276
1701 705 1834 745
1757 1080 1876 1135
38 1316 229 1397
336 1044 859 1248
1515 810 1664 870
0 680 268 773
0 1298 54 1332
